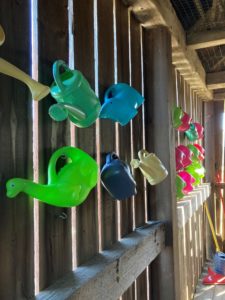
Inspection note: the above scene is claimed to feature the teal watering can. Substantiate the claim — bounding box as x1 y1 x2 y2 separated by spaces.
50 60 101 128
99 83 144 126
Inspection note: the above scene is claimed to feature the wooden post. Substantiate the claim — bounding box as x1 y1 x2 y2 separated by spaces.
144 26 180 300
204 102 216 259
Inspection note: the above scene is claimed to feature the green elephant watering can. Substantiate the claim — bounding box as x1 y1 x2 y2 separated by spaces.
49 60 101 128
6 146 98 207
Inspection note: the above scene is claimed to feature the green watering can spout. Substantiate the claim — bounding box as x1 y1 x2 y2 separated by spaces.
6 146 98 207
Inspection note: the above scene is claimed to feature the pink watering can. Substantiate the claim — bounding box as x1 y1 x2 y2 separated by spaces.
175 145 193 171
177 171 195 194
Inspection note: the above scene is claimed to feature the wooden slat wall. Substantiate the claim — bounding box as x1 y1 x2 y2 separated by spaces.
73 0 99 266
0 1 34 298
38 0 72 290
0 1 211 299
98 0 118 250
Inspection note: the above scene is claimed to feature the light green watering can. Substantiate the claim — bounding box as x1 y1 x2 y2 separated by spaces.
50 60 101 128
130 150 168 185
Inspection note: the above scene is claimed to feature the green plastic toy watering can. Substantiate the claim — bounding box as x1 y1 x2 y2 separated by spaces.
50 60 101 128
6 146 98 207
185 162 205 186
130 149 168 185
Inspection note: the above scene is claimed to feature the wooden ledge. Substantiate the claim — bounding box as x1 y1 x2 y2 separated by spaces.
36 222 165 300
177 183 211 228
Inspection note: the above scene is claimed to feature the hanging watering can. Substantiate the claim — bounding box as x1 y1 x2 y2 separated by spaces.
177 170 195 195
172 107 191 131
175 145 193 171
194 143 205 160
99 83 144 126
0 25 5 46
0 58 50 101
185 162 205 186
187 144 201 162
130 150 168 185
185 122 204 141
50 60 101 128
101 153 137 200
6 146 98 207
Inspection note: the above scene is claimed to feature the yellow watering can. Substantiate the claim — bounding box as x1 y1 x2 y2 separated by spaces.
0 25 5 46
0 25 49 101
0 58 50 101
130 150 168 185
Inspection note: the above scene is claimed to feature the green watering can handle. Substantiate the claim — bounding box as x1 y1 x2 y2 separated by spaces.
53 60 71 92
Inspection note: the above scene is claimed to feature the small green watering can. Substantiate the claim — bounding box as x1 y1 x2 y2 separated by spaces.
50 60 101 128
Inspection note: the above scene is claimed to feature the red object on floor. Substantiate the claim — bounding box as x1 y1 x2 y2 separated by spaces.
203 267 225 285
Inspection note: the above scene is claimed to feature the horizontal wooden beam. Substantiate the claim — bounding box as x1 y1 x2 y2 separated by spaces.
187 30 225 50
214 91 225 100
207 71 225 90
122 0 212 101
36 222 165 300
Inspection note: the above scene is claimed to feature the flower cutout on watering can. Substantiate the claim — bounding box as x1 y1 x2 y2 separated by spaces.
177 170 195 195
0 58 50 101
130 150 168 185
175 145 193 171
101 153 137 200
176 175 186 200
172 107 191 131
185 162 205 186
6 146 98 207
49 60 101 128
99 83 144 126
0 25 5 46
185 122 204 141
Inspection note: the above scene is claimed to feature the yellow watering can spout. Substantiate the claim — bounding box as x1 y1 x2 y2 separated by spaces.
0 58 50 101
0 25 5 46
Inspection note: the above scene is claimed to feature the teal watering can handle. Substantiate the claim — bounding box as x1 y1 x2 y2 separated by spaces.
53 60 71 92
105 85 116 100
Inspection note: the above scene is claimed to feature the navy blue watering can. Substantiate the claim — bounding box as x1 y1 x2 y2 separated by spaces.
101 153 137 200
99 83 144 126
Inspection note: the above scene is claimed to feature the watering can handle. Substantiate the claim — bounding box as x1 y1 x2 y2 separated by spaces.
104 85 116 100
106 152 119 164
138 149 150 161
53 60 71 92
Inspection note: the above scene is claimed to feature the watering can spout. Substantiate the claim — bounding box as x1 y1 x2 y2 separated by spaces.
0 58 50 101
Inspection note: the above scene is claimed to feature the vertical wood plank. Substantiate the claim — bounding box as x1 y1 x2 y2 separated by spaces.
130 14 148 300
38 0 72 289
98 0 118 249
144 26 180 300
73 0 99 265
0 1 34 298
116 3 135 299
130 14 145 229
204 101 216 258
116 0 133 238
214 102 224 236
